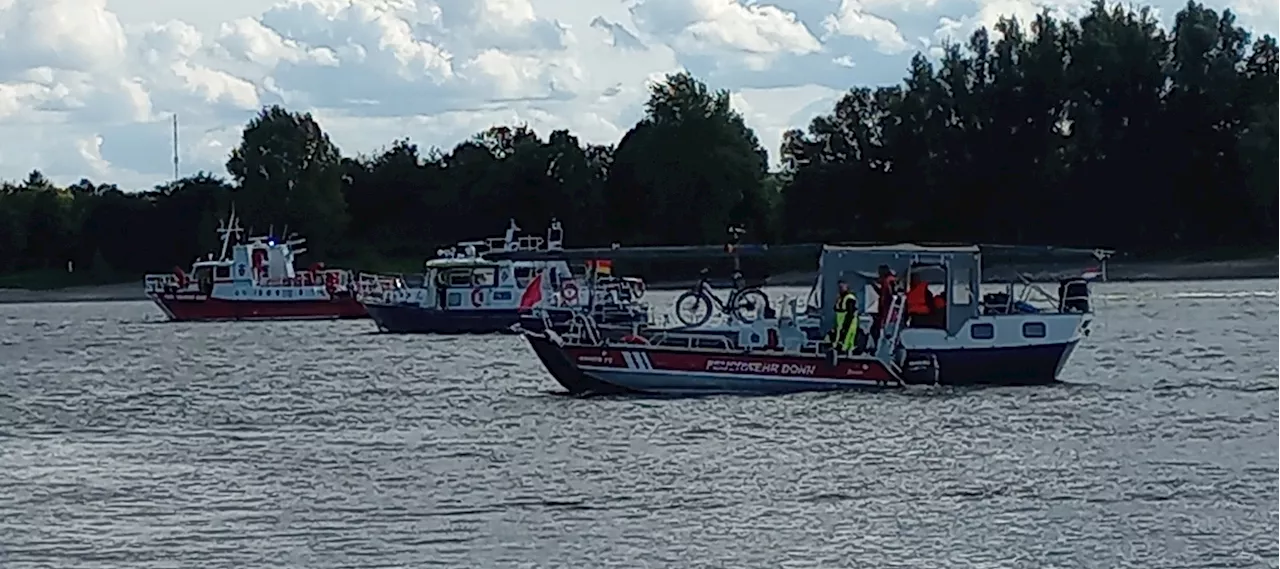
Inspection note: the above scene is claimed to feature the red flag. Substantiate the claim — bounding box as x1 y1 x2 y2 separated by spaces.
518 270 544 312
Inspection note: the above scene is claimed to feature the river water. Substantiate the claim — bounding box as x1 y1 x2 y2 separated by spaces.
1 280 1276 568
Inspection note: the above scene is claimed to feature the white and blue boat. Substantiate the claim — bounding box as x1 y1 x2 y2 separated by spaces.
357 220 650 334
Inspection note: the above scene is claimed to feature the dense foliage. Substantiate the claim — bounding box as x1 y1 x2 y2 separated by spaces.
0 1 1274 283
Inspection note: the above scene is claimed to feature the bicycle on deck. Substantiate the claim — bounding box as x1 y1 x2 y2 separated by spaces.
674 268 771 327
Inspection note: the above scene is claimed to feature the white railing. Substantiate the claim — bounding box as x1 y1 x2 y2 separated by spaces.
144 274 180 294
355 273 405 301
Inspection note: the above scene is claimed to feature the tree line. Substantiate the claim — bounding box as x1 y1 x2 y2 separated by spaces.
0 0 1274 284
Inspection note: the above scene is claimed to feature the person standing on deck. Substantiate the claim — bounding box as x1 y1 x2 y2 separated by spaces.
906 273 933 327
870 264 898 340
827 280 860 353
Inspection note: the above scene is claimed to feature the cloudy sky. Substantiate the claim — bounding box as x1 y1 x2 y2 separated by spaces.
0 0 1274 189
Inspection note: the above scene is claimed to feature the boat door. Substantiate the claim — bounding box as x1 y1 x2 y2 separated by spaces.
440 267 473 309
905 257 949 331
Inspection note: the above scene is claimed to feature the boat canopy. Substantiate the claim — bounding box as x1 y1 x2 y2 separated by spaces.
815 242 1114 335
816 244 984 336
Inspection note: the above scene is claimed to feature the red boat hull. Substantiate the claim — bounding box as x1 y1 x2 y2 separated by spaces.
525 334 901 396
149 293 368 322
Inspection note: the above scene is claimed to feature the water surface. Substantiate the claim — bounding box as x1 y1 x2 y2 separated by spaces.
1 280 1276 568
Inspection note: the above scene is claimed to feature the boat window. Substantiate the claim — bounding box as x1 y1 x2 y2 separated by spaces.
447 292 462 307
514 266 533 287
214 266 230 279
1022 322 1046 338
970 323 994 340
472 267 497 287
493 290 513 301
445 269 472 287
951 268 972 305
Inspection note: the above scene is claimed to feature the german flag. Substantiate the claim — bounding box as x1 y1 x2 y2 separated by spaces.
587 259 613 276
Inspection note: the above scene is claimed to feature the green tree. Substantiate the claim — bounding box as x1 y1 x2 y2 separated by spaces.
226 105 348 257
606 72 771 245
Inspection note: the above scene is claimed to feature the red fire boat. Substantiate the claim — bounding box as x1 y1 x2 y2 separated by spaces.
142 209 367 322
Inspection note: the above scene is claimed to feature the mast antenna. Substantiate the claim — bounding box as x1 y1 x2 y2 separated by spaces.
172 113 180 180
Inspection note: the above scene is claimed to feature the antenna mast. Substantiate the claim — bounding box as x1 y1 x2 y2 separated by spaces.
172 113 180 180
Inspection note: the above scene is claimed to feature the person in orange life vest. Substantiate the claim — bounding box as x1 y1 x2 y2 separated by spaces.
905 274 932 327
870 264 898 339
929 291 947 328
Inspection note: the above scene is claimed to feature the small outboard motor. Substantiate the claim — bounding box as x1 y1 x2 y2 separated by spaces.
900 353 940 386
1058 278 1091 313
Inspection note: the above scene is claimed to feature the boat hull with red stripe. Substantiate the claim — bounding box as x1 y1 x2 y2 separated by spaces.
150 292 368 322
526 333 902 396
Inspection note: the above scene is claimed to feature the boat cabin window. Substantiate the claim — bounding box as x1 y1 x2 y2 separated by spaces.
214 266 230 280
472 267 497 287
513 266 533 287
1022 322 1046 338
951 268 973 305
445 269 473 287
971 323 995 340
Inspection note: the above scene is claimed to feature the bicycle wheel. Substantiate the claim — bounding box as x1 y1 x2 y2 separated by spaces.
675 291 714 327
731 288 770 323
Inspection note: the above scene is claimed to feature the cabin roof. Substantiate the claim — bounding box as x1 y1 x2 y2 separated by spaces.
483 243 821 262
823 243 981 254
425 257 501 268
482 241 1113 262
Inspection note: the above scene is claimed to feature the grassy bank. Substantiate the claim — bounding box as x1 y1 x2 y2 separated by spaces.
0 268 137 291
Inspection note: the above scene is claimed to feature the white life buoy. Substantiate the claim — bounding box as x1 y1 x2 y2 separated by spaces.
560 281 580 304
471 288 484 307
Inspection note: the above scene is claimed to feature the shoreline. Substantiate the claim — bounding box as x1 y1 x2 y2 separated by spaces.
0 257 1274 305
646 256 1278 291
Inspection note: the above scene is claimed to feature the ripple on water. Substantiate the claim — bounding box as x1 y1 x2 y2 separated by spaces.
0 281 1277 568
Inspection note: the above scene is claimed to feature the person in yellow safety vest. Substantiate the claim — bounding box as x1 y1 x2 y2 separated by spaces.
828 279 860 352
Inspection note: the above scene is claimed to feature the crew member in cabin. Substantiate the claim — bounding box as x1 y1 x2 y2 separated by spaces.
929 292 948 328
905 273 933 327
870 264 898 340
826 279 860 352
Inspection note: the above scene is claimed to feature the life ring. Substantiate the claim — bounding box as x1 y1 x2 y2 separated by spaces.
620 334 649 345
631 280 646 299
561 282 580 304
471 288 484 307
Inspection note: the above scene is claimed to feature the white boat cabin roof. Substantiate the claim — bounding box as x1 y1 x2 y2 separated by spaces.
823 243 981 254
425 257 502 269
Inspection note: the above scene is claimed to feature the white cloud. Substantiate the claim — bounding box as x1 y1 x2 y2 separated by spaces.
1230 0 1279 32
822 0 911 54
0 0 1276 188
